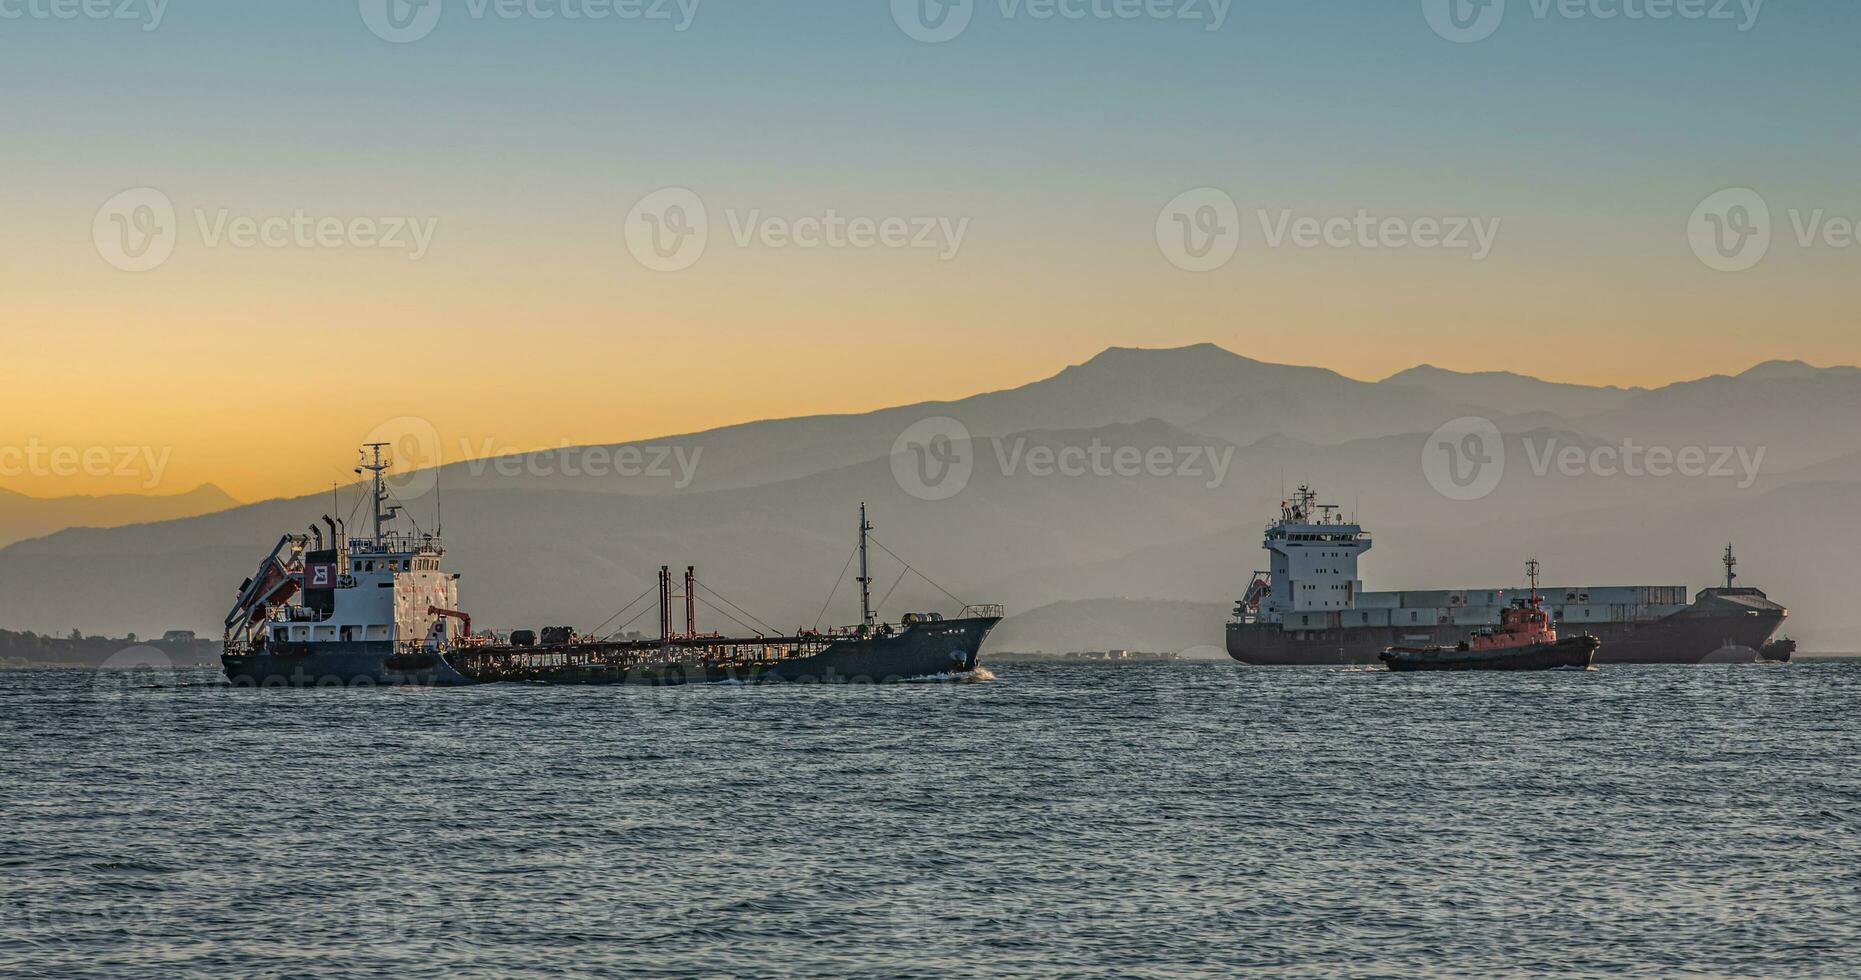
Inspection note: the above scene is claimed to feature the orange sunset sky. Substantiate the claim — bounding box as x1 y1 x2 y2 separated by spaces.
5 2 1855 502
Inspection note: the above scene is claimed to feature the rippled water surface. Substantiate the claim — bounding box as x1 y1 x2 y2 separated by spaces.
3 662 1859 977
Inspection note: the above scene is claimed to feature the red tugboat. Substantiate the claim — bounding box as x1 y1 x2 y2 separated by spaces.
1380 560 1600 672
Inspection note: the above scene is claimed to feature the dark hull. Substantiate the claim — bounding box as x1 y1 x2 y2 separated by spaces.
221 641 475 687
447 617 999 685
1381 635 1599 672
1759 639 1796 663
1229 606 1784 667
223 618 998 688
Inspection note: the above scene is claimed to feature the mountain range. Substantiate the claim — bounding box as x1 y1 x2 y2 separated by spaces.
0 484 238 551
2 346 1856 653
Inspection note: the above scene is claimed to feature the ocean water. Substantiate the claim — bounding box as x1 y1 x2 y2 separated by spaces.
2 662 1858 978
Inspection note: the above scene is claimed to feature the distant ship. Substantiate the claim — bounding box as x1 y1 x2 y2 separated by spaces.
221 445 1001 687
1379 559 1601 672
1226 486 1787 666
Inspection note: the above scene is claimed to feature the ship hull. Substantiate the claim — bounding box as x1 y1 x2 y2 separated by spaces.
448 617 999 686
1380 635 1599 672
1228 607 1784 667
223 618 996 687
221 641 476 687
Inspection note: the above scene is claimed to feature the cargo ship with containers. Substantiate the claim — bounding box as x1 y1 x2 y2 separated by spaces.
220 445 1002 687
1227 486 1787 666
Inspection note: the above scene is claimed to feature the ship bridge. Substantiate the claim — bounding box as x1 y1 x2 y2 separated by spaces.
1253 485 1370 624
226 444 460 654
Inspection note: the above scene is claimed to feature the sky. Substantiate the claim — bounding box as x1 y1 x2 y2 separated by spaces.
2 0 1856 501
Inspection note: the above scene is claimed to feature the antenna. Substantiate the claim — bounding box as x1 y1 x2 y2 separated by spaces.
1723 542 1737 590
360 442 392 548
857 503 875 632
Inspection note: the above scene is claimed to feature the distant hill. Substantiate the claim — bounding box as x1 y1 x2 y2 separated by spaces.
1381 364 1643 418
1186 380 1492 447
1581 366 1861 470
1736 359 1860 382
433 344 1444 497
0 484 239 549
0 345 1857 649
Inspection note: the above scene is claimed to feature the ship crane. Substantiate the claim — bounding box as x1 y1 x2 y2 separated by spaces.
223 532 307 641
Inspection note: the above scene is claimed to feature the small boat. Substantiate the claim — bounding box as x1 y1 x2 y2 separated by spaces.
1758 636 1796 663
1380 559 1600 672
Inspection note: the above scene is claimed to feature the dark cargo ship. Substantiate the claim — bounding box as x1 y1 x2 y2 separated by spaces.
222 446 1001 687
1226 487 1786 667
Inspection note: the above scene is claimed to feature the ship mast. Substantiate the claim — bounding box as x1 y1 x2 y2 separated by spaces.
1723 542 1738 589
1527 557 1541 605
858 503 875 633
360 443 392 549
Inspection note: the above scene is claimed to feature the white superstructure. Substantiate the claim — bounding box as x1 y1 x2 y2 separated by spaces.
225 444 461 654
1255 485 1372 622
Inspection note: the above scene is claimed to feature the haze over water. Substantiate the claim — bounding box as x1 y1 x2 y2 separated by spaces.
4 662 1857 977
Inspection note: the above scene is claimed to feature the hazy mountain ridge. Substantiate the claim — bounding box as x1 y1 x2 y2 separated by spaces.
0 484 239 550
1381 364 1644 418
1581 369 1861 471
433 344 1354 497
1186 380 1493 447
3 345 1859 651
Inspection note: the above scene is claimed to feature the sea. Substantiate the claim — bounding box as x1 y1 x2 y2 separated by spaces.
2 661 1858 978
